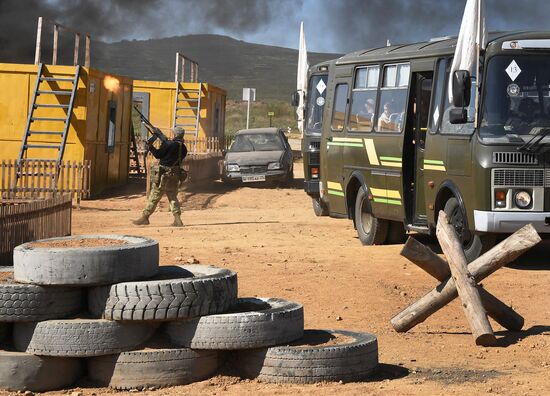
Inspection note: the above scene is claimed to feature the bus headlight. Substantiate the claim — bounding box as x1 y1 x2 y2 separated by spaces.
514 190 532 209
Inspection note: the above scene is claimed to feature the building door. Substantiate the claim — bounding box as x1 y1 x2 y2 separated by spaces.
132 92 150 140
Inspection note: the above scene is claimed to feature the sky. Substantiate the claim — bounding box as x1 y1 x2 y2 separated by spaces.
2 0 550 62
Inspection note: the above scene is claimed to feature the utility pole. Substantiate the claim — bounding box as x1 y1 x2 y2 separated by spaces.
243 88 256 129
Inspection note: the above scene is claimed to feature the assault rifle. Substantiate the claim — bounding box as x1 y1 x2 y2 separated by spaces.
134 105 168 144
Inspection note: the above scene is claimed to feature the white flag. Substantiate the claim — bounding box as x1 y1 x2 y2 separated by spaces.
296 21 309 134
448 0 487 103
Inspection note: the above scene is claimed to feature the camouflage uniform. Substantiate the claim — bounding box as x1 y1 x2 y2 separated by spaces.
143 166 182 217
133 128 187 227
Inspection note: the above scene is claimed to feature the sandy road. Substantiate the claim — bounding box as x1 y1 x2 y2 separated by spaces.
13 167 549 396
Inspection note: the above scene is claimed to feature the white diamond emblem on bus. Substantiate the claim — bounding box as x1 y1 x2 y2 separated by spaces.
316 79 327 94
505 60 521 81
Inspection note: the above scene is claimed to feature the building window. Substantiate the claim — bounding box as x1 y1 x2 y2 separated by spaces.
348 65 379 132
331 83 348 131
106 100 116 153
376 63 410 133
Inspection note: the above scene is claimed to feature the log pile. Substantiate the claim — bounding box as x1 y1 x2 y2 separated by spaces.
391 211 541 346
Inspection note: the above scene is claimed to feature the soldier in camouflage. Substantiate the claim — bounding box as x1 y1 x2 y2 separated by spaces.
132 127 187 227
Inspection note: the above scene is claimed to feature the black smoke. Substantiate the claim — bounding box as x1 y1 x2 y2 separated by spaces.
2 0 550 63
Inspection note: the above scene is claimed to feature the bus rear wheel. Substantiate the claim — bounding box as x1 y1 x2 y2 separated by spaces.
312 197 329 217
443 197 494 262
355 188 388 245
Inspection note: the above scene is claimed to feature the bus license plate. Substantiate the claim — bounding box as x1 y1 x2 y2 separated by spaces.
242 175 266 182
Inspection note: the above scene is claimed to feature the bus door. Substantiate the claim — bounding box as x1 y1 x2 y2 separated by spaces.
325 80 349 215
404 70 433 225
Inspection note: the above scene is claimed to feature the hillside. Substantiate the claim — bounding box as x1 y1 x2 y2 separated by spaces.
93 34 339 101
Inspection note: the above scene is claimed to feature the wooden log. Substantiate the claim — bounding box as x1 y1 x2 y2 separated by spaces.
391 223 540 333
400 237 524 331
436 211 495 346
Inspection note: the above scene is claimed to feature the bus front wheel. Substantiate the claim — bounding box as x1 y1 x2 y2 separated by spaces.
443 197 493 262
355 188 388 245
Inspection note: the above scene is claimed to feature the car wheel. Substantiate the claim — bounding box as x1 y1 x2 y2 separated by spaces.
355 188 388 245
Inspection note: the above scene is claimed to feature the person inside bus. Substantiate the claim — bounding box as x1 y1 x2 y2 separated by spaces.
505 97 538 132
356 98 375 128
378 102 393 130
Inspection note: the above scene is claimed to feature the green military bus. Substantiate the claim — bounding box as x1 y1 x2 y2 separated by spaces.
295 61 333 216
317 32 550 261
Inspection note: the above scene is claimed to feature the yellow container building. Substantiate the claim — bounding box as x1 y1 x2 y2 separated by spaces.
132 80 226 141
0 63 133 196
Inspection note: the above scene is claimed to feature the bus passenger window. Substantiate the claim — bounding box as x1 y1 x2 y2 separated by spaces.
331 84 349 131
376 63 410 133
349 66 379 131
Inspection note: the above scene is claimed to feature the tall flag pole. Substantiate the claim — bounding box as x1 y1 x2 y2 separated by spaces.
448 0 487 125
297 21 309 136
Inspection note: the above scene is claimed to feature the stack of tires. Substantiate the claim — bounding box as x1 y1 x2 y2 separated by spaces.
0 235 379 392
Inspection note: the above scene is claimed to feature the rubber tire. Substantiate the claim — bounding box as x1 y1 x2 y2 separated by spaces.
87 346 219 389
164 297 304 350
0 277 83 322
312 197 329 217
355 188 388 245
443 197 485 263
0 350 82 392
386 221 407 245
235 329 378 384
88 265 238 321
13 234 159 286
13 319 157 357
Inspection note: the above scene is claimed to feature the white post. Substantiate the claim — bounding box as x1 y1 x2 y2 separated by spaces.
246 97 251 129
175 52 180 82
34 17 43 65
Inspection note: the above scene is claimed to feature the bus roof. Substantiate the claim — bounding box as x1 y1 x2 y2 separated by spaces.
335 31 550 65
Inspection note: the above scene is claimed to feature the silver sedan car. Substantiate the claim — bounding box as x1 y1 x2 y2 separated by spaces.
223 128 294 185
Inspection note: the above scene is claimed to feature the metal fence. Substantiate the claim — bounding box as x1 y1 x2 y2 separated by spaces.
0 160 91 203
0 195 72 265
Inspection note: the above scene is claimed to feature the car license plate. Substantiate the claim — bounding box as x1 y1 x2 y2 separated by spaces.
242 175 266 182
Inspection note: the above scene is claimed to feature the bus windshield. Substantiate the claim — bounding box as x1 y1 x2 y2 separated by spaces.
481 55 550 139
305 74 328 135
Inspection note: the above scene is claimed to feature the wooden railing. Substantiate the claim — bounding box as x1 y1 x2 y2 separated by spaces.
34 16 91 67
0 160 91 203
184 137 226 155
175 52 199 83
0 195 72 265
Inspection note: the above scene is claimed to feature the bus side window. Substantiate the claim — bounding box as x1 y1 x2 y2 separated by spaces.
331 84 349 131
348 65 379 132
376 63 410 133
428 58 448 134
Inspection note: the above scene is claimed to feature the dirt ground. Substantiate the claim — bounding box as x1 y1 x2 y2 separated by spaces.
6 165 549 396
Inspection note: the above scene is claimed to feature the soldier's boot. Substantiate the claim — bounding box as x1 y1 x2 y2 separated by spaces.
132 214 150 225
171 214 183 227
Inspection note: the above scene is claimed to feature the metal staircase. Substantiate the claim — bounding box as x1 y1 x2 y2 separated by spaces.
173 82 202 138
13 63 81 189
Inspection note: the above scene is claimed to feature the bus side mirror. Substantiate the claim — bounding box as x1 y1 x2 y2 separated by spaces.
452 70 471 108
291 91 300 107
